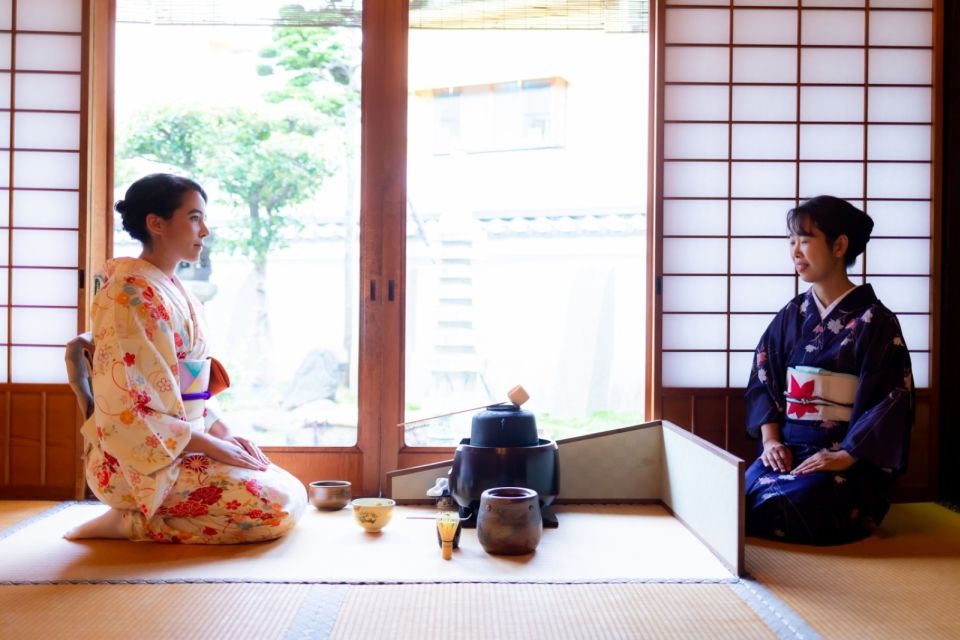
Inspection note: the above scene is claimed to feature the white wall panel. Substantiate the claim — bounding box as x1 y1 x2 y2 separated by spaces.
801 10 864 46
868 49 932 85
867 87 931 123
666 47 729 82
11 346 69 383
665 123 728 159
867 239 929 276
730 238 789 274
664 161 728 198
15 0 82 32
730 314 776 350
800 125 863 161
730 276 794 312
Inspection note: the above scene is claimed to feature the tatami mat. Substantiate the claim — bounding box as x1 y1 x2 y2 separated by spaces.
0 502 732 583
328 583 777 640
0 500 59 533
746 502 960 640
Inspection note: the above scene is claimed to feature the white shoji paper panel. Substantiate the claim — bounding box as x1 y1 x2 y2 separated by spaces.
801 87 864 122
732 124 796 160
733 48 797 83
12 151 79 189
867 87 931 123
734 0 798 5
803 0 864 6
11 230 78 267
870 11 932 47
0 72 8 108
663 352 727 388
11 307 76 345
801 49 865 84
731 162 795 198
664 238 727 274
867 163 930 199
0 112 8 147
665 85 729 121
729 351 755 388
801 10 864 46
663 276 728 312
911 352 929 389
731 200 793 236
664 162 728 198
800 125 863 161
0 0 9 29
666 0 728 5
662 314 727 350
666 8 729 44
733 9 797 45
0 347 6 382
870 0 931 7
869 276 929 313
14 113 80 150
13 190 80 228
867 125 930 161
730 314 776 350
898 314 929 351
0 153 9 188
868 49 932 85
15 35 81 72
0 34 10 69
15 0 82 32
867 200 930 237
665 123 728 159
867 239 929 276
730 276 794 312
730 238 789 274
847 253 864 274
0 229 7 264
666 47 730 83
12 268 77 306
0 268 6 304
15 73 82 111
664 200 728 237
799 162 863 199
11 346 68 383
732 86 796 122
0 307 6 341
0 189 7 226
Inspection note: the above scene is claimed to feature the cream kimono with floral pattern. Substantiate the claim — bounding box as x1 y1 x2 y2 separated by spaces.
81 257 306 543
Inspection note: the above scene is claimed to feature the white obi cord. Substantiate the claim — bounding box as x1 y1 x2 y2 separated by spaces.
784 365 858 422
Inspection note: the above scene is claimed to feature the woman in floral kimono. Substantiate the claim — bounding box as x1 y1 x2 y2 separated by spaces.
65 174 307 543
745 196 914 545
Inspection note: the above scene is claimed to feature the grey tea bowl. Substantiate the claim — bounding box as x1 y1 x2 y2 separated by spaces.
309 480 352 511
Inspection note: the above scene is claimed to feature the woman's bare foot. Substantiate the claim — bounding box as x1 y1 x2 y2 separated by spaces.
63 508 128 540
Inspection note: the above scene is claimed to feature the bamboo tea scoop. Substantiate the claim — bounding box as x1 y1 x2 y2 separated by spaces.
397 385 530 428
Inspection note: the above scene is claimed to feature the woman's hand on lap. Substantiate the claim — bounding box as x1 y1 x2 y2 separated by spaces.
188 431 268 471
792 449 855 475
761 440 792 473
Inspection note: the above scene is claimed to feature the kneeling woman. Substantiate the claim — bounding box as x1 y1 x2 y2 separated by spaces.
66 174 306 543
745 196 914 545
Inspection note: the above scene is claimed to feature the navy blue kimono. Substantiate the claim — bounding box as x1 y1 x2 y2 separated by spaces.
744 284 914 544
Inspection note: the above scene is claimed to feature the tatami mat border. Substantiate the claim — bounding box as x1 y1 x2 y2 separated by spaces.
731 579 823 640
0 501 79 541
284 584 349 640
0 576 742 586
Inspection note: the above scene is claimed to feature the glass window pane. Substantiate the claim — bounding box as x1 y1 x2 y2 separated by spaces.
799 162 863 200
801 87 864 122
868 87 931 123
665 47 730 82
13 113 80 150
866 239 929 275
733 9 797 45
733 86 796 122
663 276 728 312
730 275 794 312
665 123 728 159
733 47 797 83
665 85 729 121
12 189 79 228
664 238 727 274
663 352 727 388
868 49 932 85
800 124 863 160
731 162 795 198
870 11 932 47
730 313 776 350
867 200 929 237
801 48 864 84
731 238 789 274
12 268 77 306
15 34 82 72
731 199 793 236
801 10 864 46
663 199 728 237
16 0 82 32
11 307 76 345
867 163 930 199
666 8 729 44
664 161 728 198
13 151 79 189
11 230 78 267
868 276 929 313
11 346 69 383
732 124 796 160
662 314 727 350
15 73 82 111
867 124 930 161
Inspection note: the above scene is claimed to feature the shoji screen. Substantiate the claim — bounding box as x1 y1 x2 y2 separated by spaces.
1 0 83 384
656 0 936 476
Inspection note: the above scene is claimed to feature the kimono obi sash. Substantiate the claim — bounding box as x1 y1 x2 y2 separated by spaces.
179 359 212 425
784 366 858 422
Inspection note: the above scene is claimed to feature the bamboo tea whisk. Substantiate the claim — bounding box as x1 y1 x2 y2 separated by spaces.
436 511 459 560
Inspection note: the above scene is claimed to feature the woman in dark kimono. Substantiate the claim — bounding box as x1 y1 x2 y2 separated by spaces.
745 196 914 545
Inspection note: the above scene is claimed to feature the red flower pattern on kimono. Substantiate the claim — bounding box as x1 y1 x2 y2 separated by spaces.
787 376 818 419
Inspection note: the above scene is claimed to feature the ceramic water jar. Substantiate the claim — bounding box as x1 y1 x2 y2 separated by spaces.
476 487 543 555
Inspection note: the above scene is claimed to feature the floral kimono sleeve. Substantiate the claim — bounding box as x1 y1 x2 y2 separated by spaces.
91 277 192 518
745 310 789 439
841 310 915 472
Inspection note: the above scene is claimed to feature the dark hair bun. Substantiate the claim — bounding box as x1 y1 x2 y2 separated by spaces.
114 174 207 246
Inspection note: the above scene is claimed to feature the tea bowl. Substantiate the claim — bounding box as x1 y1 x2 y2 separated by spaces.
351 497 395 532
309 480 352 511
